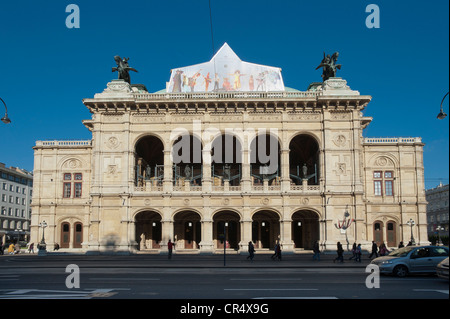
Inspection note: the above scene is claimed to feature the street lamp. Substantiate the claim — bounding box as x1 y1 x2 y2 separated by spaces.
437 92 449 120
14 227 21 254
0 97 11 124
406 218 416 245
223 222 228 267
38 220 48 256
436 225 444 246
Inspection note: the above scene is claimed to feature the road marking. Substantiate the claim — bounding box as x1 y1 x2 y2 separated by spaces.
224 288 318 291
253 296 338 299
413 289 449 295
230 278 302 281
89 278 160 281
0 288 128 299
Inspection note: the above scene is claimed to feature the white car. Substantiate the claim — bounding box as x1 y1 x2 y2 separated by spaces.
371 246 449 277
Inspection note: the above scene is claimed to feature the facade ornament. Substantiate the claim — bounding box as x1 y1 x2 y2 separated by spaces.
316 52 341 81
112 56 138 84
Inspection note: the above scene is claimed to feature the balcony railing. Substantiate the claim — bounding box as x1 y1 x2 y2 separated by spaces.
134 90 321 101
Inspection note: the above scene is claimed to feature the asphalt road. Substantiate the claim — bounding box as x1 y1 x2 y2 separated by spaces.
0 253 447 300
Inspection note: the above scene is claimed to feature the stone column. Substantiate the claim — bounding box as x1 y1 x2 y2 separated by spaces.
202 149 212 193
163 149 173 193
281 148 290 192
200 219 214 254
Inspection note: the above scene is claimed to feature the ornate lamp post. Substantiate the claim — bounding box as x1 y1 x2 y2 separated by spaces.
437 92 449 120
1 97 11 124
436 225 444 246
406 218 416 245
38 220 48 256
335 205 354 251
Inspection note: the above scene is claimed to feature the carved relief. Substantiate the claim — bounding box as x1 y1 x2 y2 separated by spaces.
333 134 347 147
106 136 120 149
62 158 82 169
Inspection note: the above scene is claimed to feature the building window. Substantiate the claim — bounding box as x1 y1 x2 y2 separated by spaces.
63 173 82 198
74 182 82 198
373 170 394 196
63 182 71 198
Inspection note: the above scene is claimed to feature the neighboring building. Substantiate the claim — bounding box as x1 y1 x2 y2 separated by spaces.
426 182 449 238
30 44 429 254
0 162 33 244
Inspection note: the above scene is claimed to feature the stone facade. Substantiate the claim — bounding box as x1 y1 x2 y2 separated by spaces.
30 50 429 254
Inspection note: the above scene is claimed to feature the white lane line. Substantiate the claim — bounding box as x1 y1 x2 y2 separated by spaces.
89 278 160 281
230 278 302 281
224 288 318 291
253 297 338 299
413 289 449 295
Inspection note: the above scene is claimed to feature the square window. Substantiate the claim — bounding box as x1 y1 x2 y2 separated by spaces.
373 171 381 178
384 171 393 178
64 173 72 181
74 173 82 180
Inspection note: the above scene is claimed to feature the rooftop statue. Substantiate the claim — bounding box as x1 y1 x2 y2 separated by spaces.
112 56 138 84
315 52 341 82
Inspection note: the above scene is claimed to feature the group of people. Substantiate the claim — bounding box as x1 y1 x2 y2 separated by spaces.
0 241 34 255
246 240 283 262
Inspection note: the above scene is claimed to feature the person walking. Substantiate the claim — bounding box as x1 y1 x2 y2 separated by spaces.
167 239 174 259
313 240 321 261
271 242 279 260
369 241 378 259
275 242 282 261
246 241 255 262
0 241 4 255
379 242 389 256
334 242 344 263
349 242 357 260
355 244 362 262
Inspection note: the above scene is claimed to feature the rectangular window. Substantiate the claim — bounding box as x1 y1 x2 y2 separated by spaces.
74 173 82 180
64 173 72 180
373 171 381 178
385 180 393 196
74 182 82 198
374 181 382 196
63 182 71 198
2 183 6 190
384 171 393 179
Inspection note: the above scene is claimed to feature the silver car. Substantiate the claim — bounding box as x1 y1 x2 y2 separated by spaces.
371 245 449 277
436 257 449 280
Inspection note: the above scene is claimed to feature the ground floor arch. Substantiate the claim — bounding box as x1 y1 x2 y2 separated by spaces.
213 210 241 250
135 211 162 250
252 210 280 249
174 210 202 249
291 210 320 250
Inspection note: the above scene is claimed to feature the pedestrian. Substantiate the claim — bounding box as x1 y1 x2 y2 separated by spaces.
28 242 34 254
334 242 344 263
379 242 389 256
0 241 3 255
167 239 174 259
355 244 362 262
271 242 279 260
313 240 321 261
275 242 282 261
369 241 378 259
246 241 255 262
398 241 404 249
8 243 14 254
14 242 20 254
349 242 357 260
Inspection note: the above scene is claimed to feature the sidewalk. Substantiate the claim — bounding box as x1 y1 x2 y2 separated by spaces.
1 251 372 269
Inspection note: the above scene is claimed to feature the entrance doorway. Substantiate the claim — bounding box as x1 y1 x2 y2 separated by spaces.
213 211 241 249
291 210 319 250
174 211 201 249
135 211 162 250
252 210 280 249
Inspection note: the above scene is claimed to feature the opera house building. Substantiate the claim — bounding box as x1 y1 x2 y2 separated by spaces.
30 44 428 254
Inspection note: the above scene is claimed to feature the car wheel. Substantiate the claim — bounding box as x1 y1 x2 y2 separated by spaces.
393 265 408 277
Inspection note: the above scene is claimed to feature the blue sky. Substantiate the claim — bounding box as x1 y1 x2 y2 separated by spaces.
0 0 448 189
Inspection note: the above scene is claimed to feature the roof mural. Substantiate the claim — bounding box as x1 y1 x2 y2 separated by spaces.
167 43 285 93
